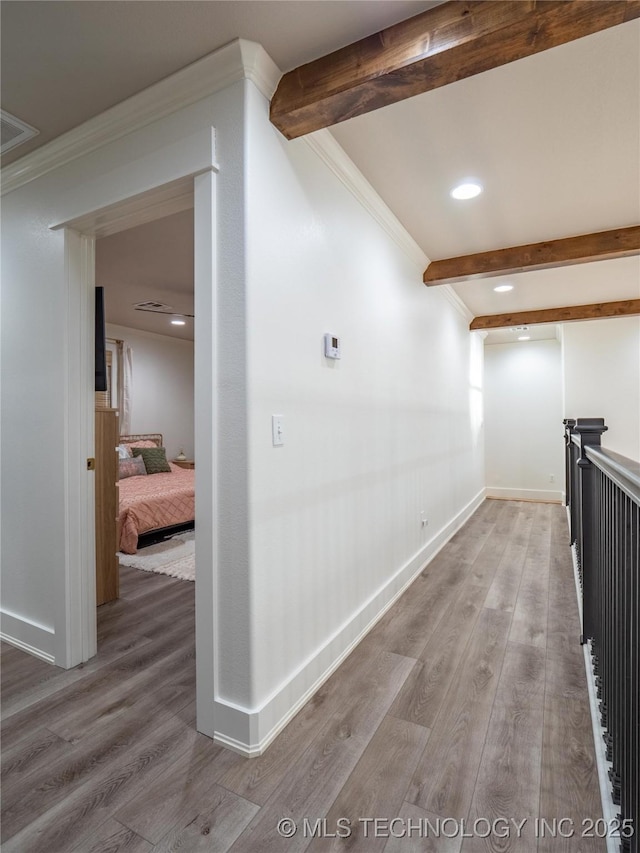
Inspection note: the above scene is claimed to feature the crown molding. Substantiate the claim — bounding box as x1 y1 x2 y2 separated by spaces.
239 40 281 101
440 284 474 323
302 129 429 271
1 39 281 197
300 131 476 322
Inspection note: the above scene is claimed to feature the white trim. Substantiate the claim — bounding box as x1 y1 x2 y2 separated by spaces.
485 486 563 503
440 284 474 323
49 130 218 234
55 175 199 239
1 610 56 664
55 161 216 692
300 131 474 323
58 230 96 668
303 129 429 271
583 641 620 853
1 39 278 197
211 488 485 757
212 730 261 759
194 169 218 740
238 40 281 101
568 534 618 853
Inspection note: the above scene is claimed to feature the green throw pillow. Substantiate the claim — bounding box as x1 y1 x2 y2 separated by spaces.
131 446 172 474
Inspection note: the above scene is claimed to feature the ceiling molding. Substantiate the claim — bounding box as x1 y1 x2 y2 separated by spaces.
303 129 429 270
270 0 640 139
470 299 640 330
424 226 640 285
238 40 282 101
302 130 472 322
1 39 281 197
439 286 474 324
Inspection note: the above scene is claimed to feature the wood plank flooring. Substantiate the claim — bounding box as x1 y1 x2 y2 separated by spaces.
1 501 605 852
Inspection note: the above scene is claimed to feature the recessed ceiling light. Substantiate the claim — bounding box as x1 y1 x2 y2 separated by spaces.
518 335 530 341
171 318 186 326
450 181 483 200
494 284 513 293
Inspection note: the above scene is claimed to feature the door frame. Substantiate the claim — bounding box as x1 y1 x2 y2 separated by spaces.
59 168 219 738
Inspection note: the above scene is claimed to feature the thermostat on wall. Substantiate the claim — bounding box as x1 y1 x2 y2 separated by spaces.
324 333 341 359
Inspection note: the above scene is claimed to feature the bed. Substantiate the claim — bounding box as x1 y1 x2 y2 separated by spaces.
118 434 195 554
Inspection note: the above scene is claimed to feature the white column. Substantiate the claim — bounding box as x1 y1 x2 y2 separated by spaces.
59 228 96 667
194 167 218 738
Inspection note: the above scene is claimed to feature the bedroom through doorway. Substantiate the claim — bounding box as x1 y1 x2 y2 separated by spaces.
59 166 218 739
93 206 197 709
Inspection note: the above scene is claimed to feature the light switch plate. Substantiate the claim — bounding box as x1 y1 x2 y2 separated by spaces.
272 414 284 446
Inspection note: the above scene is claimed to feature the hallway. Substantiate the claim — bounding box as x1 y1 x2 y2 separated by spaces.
1 500 604 852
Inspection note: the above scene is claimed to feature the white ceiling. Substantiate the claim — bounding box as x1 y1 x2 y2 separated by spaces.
2 1 639 343
454 256 640 317
0 0 437 163
331 20 640 322
483 324 559 347
96 210 194 341
333 22 640 259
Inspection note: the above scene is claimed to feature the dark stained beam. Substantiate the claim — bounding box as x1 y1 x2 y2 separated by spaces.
470 299 640 330
270 1 640 139
424 226 640 285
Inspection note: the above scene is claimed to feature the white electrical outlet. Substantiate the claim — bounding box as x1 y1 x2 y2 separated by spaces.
550 474 555 483
420 512 429 528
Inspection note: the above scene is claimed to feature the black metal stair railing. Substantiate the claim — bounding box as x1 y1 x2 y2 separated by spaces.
564 418 640 853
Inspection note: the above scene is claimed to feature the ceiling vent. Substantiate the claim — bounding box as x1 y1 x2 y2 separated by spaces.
133 301 193 319
133 301 173 312
1 110 39 155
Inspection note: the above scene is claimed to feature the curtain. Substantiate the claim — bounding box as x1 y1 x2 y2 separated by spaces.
119 343 133 435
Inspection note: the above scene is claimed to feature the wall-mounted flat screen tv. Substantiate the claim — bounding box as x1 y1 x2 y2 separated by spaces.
95 287 107 392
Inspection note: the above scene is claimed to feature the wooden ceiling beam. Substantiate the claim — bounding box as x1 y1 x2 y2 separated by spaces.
470 299 640 330
424 226 640 285
270 1 640 139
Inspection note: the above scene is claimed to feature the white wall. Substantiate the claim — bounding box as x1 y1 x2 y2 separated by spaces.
106 324 194 459
238 82 485 747
561 318 640 460
1 42 486 755
0 62 246 679
484 339 564 502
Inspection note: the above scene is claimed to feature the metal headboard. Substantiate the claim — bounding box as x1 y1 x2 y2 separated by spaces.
119 433 163 447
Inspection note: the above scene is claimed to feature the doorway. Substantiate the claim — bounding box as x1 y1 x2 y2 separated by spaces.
59 171 218 738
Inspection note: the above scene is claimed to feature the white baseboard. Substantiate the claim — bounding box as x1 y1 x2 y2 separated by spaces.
583 642 619 853
568 536 618 853
0 609 56 664
212 487 486 757
485 486 563 503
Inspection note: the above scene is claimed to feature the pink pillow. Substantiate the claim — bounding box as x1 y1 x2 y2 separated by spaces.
126 439 158 449
119 456 147 479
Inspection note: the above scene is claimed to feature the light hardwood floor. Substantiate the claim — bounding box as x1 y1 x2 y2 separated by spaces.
1 501 605 852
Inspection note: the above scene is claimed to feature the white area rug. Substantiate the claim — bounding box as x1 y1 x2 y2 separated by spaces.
118 530 195 581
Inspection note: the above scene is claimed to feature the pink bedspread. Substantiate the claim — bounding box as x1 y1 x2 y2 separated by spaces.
118 463 194 553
